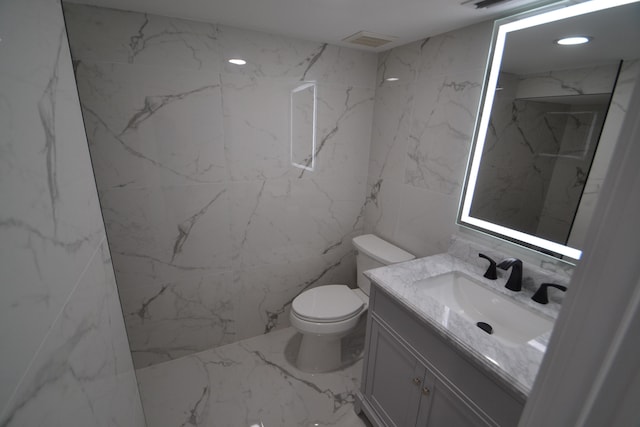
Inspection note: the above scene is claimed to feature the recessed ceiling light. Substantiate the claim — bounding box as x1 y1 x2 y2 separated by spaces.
556 36 592 46
228 58 247 65
385 77 400 82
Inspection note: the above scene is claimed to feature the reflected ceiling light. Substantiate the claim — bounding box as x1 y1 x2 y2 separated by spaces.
228 58 247 65
385 77 400 82
556 36 592 45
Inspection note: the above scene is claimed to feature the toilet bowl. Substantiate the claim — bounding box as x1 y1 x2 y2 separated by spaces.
290 234 414 373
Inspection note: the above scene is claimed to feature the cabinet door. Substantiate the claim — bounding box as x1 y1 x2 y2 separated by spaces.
416 373 493 427
365 320 423 427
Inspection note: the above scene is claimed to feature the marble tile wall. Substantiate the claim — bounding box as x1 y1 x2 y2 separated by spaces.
363 22 494 257
0 0 144 425
63 3 376 368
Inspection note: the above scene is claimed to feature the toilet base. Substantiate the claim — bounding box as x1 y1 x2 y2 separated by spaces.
296 333 344 373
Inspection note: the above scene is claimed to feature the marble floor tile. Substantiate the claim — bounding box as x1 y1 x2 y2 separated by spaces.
136 327 371 427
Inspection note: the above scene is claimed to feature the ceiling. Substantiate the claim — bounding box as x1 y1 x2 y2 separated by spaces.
66 0 544 51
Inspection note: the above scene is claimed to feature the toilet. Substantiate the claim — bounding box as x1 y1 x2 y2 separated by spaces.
289 234 415 373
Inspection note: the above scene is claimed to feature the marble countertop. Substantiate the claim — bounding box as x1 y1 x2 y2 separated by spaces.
365 253 562 401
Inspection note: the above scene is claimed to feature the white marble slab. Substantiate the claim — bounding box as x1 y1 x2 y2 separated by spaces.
64 2 375 368
101 182 232 281
120 270 235 368
364 20 495 260
365 253 564 399
393 186 460 257
1 240 143 426
136 327 368 427
63 3 223 71
366 83 415 185
64 3 376 88
229 177 366 270
405 68 485 196
376 39 423 87
75 61 227 189
417 21 493 80
1 0 143 422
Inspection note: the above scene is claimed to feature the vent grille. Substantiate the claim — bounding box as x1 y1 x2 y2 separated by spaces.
342 31 396 48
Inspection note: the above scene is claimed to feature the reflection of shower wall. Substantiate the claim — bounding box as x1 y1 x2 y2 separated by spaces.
536 105 608 243
471 73 567 236
569 60 640 249
470 65 618 243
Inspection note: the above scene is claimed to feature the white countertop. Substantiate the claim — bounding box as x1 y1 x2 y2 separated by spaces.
365 253 562 401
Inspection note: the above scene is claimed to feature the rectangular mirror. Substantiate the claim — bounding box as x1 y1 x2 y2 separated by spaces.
459 0 640 262
290 82 317 171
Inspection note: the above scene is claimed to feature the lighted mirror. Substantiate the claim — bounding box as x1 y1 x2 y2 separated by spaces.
459 0 640 261
290 82 317 171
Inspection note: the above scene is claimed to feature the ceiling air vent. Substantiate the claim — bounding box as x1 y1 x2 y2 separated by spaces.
461 0 513 9
342 31 397 48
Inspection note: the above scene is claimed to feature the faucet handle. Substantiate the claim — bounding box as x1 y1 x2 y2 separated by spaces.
478 253 497 280
532 283 567 304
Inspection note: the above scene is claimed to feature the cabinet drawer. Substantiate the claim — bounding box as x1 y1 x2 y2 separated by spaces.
370 284 524 427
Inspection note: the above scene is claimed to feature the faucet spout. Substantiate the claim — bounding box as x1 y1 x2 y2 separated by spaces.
497 258 523 292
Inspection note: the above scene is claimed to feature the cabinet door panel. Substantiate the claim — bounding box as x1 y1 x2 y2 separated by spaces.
417 376 493 427
366 320 423 427
371 285 523 426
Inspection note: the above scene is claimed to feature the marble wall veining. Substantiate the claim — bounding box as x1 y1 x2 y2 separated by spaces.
63 3 376 368
363 22 493 258
0 0 144 425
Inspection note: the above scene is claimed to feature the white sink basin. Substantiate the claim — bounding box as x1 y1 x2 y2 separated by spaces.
415 271 552 346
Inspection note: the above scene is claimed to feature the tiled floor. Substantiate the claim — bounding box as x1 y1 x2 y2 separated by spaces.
136 326 371 427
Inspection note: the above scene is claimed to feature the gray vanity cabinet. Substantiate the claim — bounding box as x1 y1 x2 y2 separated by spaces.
364 319 425 426
356 283 524 427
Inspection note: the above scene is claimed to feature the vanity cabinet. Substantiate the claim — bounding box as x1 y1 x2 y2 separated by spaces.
356 283 524 427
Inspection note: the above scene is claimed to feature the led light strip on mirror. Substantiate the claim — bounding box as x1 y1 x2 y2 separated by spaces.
460 0 640 261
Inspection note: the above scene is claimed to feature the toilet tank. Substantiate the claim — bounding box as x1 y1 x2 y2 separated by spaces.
352 234 415 295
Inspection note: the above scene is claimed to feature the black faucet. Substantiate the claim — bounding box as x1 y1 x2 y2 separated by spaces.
497 258 523 291
532 283 567 304
478 253 497 280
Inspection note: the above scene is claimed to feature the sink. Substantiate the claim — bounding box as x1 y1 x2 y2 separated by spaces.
415 271 553 346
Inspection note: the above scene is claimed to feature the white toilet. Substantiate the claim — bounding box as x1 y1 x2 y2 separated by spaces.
289 234 415 373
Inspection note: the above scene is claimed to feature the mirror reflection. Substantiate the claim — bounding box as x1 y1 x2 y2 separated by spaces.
471 64 618 248
460 0 640 260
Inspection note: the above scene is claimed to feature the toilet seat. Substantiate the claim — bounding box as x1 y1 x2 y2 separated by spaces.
291 285 365 323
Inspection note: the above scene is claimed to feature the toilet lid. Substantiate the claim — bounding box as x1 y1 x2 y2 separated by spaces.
292 285 365 323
